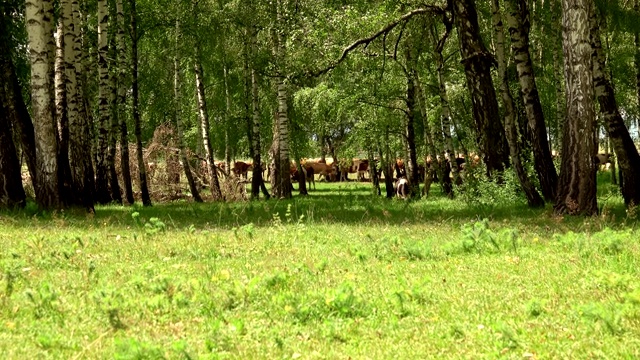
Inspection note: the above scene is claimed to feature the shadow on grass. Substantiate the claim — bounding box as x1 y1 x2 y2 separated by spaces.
3 178 636 237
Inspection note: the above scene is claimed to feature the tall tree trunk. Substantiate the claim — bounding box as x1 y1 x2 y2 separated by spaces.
62 0 96 211
108 36 122 204
194 45 223 200
0 101 27 208
552 0 564 155
554 0 597 215
404 47 420 198
55 18 72 206
26 0 62 209
591 9 640 207
130 0 151 206
250 67 270 199
174 19 202 203
223 65 232 171
115 0 133 205
270 4 292 199
505 0 558 201
0 11 37 184
452 0 510 178
492 0 544 207
95 0 112 204
635 0 640 141
430 22 459 190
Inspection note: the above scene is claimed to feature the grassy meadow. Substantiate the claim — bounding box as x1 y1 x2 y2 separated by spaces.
1 174 640 359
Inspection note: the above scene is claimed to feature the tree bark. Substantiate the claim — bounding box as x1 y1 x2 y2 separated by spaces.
130 0 151 206
26 0 62 209
250 67 270 199
554 0 597 215
0 100 26 209
107 14 122 204
95 0 112 204
492 0 544 208
404 46 421 198
194 45 223 201
0 10 37 184
635 0 640 142
55 17 72 206
174 19 202 203
115 0 134 205
452 0 510 178
505 0 558 201
430 21 459 190
270 3 292 199
591 8 640 207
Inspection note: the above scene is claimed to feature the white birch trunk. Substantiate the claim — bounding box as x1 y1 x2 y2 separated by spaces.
26 0 61 209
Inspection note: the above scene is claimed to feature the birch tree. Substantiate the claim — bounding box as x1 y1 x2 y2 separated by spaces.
554 0 597 215
26 0 61 209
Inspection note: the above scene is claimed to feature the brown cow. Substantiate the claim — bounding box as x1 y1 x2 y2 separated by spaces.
303 161 335 182
233 161 252 178
290 165 316 190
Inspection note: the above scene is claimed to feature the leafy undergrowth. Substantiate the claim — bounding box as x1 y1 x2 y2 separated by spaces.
0 181 639 359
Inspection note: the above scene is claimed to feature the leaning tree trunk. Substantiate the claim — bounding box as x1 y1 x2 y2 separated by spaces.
95 0 112 204
492 0 544 208
0 102 26 209
554 0 597 215
130 0 151 206
0 12 37 184
26 0 62 209
505 0 558 201
115 0 133 205
194 45 223 201
174 19 202 203
591 9 640 207
453 0 510 178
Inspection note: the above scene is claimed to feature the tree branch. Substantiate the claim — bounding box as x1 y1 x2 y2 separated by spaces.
302 6 445 79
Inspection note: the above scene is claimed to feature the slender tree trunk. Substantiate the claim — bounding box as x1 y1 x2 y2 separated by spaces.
55 18 72 206
174 19 202 203
250 67 270 199
404 48 421 198
505 0 558 201
130 0 151 206
493 0 544 207
95 0 111 204
115 0 133 204
591 9 640 207
108 36 122 204
0 11 37 184
552 0 564 155
194 45 223 200
430 23 459 190
554 0 597 215
0 102 26 208
67 0 96 211
453 0 510 178
223 65 232 170
635 0 640 141
26 0 62 209
270 4 292 199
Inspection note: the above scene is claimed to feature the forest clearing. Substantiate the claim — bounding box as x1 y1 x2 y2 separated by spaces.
3 0 640 358
1 177 640 358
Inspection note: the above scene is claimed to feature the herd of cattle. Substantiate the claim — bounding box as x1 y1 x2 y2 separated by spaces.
146 151 614 198
217 152 614 195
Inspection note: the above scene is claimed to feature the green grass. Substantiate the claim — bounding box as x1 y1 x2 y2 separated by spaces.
1 176 639 359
